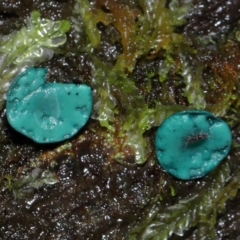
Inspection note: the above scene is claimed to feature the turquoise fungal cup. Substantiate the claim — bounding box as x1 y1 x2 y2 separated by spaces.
6 68 92 143
155 110 232 180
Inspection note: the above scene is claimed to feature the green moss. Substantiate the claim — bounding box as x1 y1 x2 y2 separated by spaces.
4 168 59 199
111 0 191 72
71 0 197 163
71 0 240 171
0 11 70 109
74 0 112 48
128 161 234 239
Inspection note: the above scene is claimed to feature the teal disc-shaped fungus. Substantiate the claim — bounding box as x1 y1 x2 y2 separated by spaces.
155 110 232 180
6 68 92 143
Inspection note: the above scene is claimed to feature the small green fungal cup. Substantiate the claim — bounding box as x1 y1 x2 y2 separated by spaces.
155 110 232 180
6 68 92 143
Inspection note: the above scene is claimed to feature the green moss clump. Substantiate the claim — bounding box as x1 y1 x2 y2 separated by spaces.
0 11 70 109
73 0 195 163
4 168 58 199
128 161 240 239
73 0 240 163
